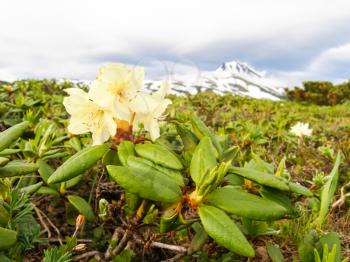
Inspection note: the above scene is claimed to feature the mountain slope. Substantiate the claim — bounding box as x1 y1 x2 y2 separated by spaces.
144 61 285 100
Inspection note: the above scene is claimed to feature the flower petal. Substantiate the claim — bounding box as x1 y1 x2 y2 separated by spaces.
92 127 110 145
148 119 160 141
103 111 117 137
88 81 115 109
67 119 90 134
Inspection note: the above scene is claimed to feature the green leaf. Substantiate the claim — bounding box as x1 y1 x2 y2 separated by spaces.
38 160 60 191
98 198 109 221
102 149 121 166
190 136 217 185
298 230 318 262
159 204 180 233
0 205 10 227
48 144 109 184
0 254 13 262
316 152 341 226
37 186 60 196
287 181 313 197
42 152 69 161
65 174 83 189
0 157 9 167
0 227 17 250
0 121 29 152
117 141 135 166
127 156 184 186
190 115 222 154
251 153 274 174
38 160 53 183
241 218 276 237
175 123 199 154
114 249 134 262
69 136 82 151
275 157 286 177
20 182 43 194
228 166 289 191
225 174 244 186
135 143 183 170
67 195 94 222
266 243 285 262
188 222 208 254
198 205 254 257
316 232 342 262
220 146 239 162
0 160 38 178
260 187 296 216
0 149 22 156
124 192 141 216
107 165 181 203
152 164 184 186
207 187 288 220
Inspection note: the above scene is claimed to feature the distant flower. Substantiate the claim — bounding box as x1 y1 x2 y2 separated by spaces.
63 88 117 145
88 63 144 120
290 122 312 137
130 81 171 141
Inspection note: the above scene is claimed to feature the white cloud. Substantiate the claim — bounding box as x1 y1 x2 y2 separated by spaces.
0 0 350 85
272 42 350 86
309 43 350 74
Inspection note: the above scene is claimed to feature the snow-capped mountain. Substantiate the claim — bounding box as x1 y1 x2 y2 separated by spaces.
67 61 285 100
144 61 285 100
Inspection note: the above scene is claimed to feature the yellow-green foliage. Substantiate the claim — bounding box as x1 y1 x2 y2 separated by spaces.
286 81 350 106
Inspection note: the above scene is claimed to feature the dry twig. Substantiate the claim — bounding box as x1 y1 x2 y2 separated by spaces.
35 207 63 244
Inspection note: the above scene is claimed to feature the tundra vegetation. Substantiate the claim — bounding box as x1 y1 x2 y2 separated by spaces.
0 65 349 261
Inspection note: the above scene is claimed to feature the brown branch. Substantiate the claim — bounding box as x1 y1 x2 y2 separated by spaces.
332 181 350 209
35 207 63 244
104 227 123 259
34 207 51 238
133 237 187 253
149 242 187 253
111 229 133 256
72 251 101 261
47 238 93 243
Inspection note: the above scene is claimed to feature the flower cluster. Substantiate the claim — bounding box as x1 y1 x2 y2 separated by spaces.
290 122 313 137
63 64 171 145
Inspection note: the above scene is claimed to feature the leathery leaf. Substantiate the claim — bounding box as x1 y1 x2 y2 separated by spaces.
207 187 288 220
47 143 109 184
198 205 254 257
107 165 181 203
190 136 217 186
228 166 289 191
0 121 29 152
67 195 95 222
135 143 183 170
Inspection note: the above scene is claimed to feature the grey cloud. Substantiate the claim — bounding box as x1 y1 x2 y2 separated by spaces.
184 17 350 72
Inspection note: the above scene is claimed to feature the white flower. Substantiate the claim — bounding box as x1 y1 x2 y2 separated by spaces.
290 122 313 137
130 81 171 141
63 64 173 144
88 63 144 121
63 88 117 145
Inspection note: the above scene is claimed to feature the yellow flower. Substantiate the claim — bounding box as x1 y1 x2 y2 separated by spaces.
63 88 117 145
130 82 171 141
88 63 144 121
63 64 172 143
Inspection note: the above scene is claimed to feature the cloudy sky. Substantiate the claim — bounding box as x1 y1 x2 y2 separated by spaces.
0 0 349 86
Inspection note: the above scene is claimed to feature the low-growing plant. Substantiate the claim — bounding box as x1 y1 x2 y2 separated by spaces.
46 109 314 258
0 64 349 261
